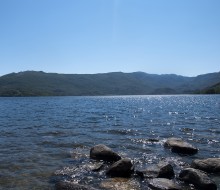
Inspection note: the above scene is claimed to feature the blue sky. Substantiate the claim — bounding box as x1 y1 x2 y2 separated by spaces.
0 0 219 76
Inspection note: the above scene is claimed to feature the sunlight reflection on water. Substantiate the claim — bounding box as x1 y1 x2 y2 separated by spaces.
0 95 219 189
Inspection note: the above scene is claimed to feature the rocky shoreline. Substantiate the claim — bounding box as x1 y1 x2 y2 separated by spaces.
55 138 219 190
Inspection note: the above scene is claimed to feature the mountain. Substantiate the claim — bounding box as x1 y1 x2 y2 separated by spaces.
0 71 220 96
198 82 220 94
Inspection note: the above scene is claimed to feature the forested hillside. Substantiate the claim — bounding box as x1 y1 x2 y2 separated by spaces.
0 71 220 96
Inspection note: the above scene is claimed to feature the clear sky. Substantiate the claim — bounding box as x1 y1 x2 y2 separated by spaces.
0 0 219 77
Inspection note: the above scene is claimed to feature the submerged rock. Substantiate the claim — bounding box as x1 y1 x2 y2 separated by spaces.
55 181 98 190
147 138 160 143
136 161 174 179
106 158 134 177
164 137 198 155
191 158 220 173
100 177 140 190
90 144 121 162
179 168 217 190
148 178 181 190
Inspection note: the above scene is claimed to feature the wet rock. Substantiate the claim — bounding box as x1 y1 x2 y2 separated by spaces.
147 138 160 143
106 158 134 177
157 161 175 179
100 177 141 190
148 178 181 190
55 181 98 190
179 168 217 190
164 137 198 155
191 158 220 173
136 161 174 179
90 144 121 162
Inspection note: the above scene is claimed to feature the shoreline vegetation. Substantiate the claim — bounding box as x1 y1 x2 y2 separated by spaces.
0 71 220 97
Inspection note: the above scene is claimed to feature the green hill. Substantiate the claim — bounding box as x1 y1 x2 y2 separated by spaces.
199 82 220 94
0 71 220 96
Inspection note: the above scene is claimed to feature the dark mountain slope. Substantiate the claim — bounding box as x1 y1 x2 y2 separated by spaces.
199 82 220 94
0 71 219 96
132 72 192 94
0 71 153 96
188 72 220 90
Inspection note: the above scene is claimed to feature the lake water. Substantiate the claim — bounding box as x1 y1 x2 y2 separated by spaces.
0 95 219 190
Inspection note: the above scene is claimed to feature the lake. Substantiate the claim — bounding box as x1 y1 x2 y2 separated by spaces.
0 95 219 189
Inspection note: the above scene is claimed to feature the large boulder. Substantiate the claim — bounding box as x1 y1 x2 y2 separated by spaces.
191 158 220 173
106 158 134 177
148 178 181 190
164 137 198 154
55 181 98 190
136 161 174 179
90 144 121 162
179 168 217 190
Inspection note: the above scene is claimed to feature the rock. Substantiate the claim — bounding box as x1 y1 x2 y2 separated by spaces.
191 158 220 173
136 161 174 179
55 181 98 190
90 144 121 162
164 137 198 154
106 158 134 177
158 162 174 178
100 178 141 190
147 138 160 142
157 162 175 179
179 168 217 190
148 178 181 190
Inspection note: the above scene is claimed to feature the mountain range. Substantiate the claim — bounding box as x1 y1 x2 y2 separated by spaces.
0 71 220 96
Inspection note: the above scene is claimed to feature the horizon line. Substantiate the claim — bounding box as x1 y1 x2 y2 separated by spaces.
1 70 220 78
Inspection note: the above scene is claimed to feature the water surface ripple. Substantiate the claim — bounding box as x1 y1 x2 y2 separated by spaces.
0 95 219 189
